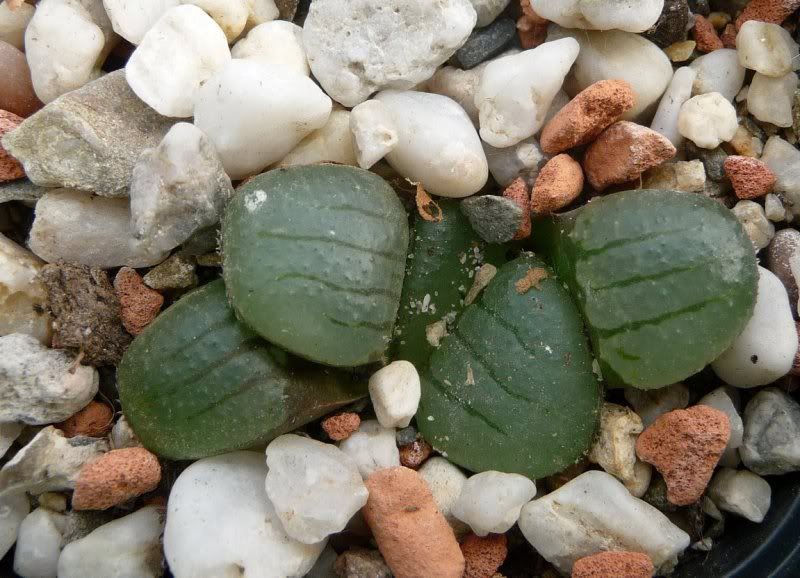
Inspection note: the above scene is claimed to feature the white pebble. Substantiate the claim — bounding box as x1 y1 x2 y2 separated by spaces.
181 0 248 42
470 0 511 27
678 93 738 149
740 387 800 475
732 200 775 251
708 468 771 523
712 267 797 387
452 471 536 536
266 434 368 544
126 5 231 118
651 67 697 148
624 383 690 427
762 136 800 217
243 0 279 32
0 1 34 50
0 492 29 560
338 419 400 479
369 360 421 429
748 72 798 128
0 234 51 344
102 0 178 45
418 456 469 533
475 38 579 147
194 59 332 179
427 63 487 126
737 20 799 78
625 460 654 499
765 193 787 221
231 21 309 77
349 99 400 170
13 508 65 578
483 137 547 187
690 49 746 101
588 403 643 487
165 451 325 577
698 388 744 453
279 108 357 167
532 0 663 33
518 470 690 574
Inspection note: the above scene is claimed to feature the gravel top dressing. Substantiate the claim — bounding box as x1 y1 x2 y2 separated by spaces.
3 1 800 577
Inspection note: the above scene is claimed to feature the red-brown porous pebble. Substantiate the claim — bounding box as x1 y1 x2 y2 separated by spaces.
502 177 531 240
517 0 549 49
736 0 800 29
635 405 730 506
693 14 724 52
399 439 433 469
571 551 655 578
363 467 465 578
56 401 114 438
540 80 636 154
461 533 508 578
583 121 676 191
114 267 164 336
321 412 361 441
72 447 162 510
531 154 584 215
0 109 24 182
721 23 737 48
724 155 776 199
0 41 43 117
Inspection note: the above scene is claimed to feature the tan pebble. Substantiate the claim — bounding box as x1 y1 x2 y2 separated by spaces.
540 80 635 155
721 23 737 48
399 439 433 470
56 401 114 438
531 154 584 214
0 109 24 182
728 126 763 158
321 412 361 441
461 533 507 578
708 12 731 30
72 447 162 510
724 155 776 199
502 177 531 240
583 121 676 191
113 267 164 336
664 40 696 62
571 551 655 578
635 405 730 506
364 467 464 578
693 14 724 52
517 0 548 49
0 41 43 117
736 0 800 30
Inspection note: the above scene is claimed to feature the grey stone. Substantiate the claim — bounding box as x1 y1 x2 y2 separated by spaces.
688 0 710 16
460 195 523 244
767 228 800 310
643 0 690 48
275 0 299 20
334 548 392 578
0 179 47 205
686 142 728 183
792 89 800 137
395 426 417 446
454 17 517 70
61 510 116 545
1 71 173 197
741 388 800 475
143 254 198 291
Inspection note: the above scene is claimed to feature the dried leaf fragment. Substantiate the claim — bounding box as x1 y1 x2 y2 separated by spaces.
416 183 442 222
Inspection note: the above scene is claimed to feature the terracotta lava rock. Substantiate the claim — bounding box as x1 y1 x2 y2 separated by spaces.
724 155 776 199
0 109 24 181
583 121 677 191
540 80 636 155
571 551 655 578
461 533 508 578
692 14 724 52
57 401 114 438
114 267 164 336
517 0 548 49
721 23 737 48
321 412 361 441
502 177 531 240
635 405 730 506
363 467 465 578
736 0 800 29
0 41 43 117
399 438 433 469
531 154 584 214
72 447 162 510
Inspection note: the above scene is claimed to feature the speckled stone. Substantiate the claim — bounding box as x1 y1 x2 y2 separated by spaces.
643 0 690 48
454 18 517 70
460 195 524 244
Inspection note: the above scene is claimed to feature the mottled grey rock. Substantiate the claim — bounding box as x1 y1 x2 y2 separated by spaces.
143 254 198 291
643 0 690 48
686 142 728 183
460 195 523 244
741 388 800 475
334 548 392 578
395 425 417 446
454 17 517 70
0 179 47 205
767 228 800 310
1 71 173 197
689 0 710 15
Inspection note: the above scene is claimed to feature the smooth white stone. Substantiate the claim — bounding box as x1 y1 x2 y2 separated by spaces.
737 21 799 77
375 90 488 197
452 471 536 536
76 0 119 54
194 59 332 179
470 0 510 27
532 0 663 32
748 72 798 128
708 468 771 523
678 92 738 149
624 384 689 427
0 1 34 50
369 361 421 429
338 420 400 479
427 64 486 126
126 5 230 118
13 508 65 578
0 334 97 425
765 193 787 221
713 267 797 387
130 122 233 254
243 0 279 33
740 387 800 475
475 38 579 147
303 0 477 107
483 137 547 187
266 434 368 544
25 0 104 104
588 403 643 486
519 470 690 574
418 456 469 533
551 27 673 120
110 416 141 450
279 108 357 167
0 234 51 344
58 506 163 578
625 460 653 498
349 99 399 170
733 200 775 250
231 21 309 76
690 49 746 101
651 66 697 148
165 451 325 578
0 422 22 459
102 0 178 45
762 136 800 216
29 189 169 268
181 0 248 42
0 492 29 559
699 388 744 456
